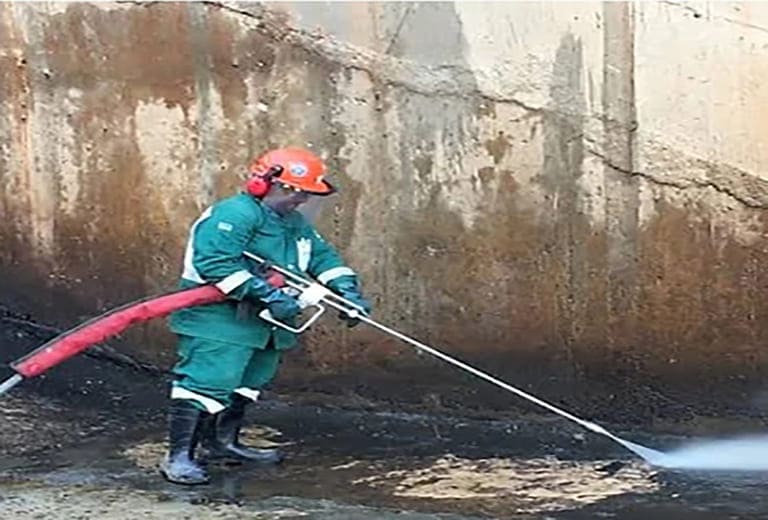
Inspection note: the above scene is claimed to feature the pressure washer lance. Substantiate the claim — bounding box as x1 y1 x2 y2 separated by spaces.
0 253 665 465
248 251 669 466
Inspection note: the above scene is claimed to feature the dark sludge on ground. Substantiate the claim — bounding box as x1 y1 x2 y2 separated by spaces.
2 304 768 519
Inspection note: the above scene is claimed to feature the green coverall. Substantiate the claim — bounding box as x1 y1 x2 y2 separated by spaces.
168 192 357 412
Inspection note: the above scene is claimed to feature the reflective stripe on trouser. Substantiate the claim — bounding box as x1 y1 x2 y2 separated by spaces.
234 387 261 402
171 335 282 409
170 385 226 413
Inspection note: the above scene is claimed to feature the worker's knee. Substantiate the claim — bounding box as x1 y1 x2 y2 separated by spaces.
171 335 253 411
240 347 282 391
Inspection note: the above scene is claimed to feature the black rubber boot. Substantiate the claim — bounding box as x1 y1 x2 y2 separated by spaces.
159 399 211 485
201 394 283 465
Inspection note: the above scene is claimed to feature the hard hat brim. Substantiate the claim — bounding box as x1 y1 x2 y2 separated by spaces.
306 180 336 196
277 178 336 196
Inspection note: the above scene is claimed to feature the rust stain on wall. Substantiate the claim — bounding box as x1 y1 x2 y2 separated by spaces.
2 2 768 421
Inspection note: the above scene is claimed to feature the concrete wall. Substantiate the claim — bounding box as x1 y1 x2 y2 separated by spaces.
3 1 768 419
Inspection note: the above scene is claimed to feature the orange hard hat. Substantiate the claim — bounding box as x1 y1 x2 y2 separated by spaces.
248 147 335 196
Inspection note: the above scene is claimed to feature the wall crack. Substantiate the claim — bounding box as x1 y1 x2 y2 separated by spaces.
201 1 548 111
587 147 768 210
661 1 768 35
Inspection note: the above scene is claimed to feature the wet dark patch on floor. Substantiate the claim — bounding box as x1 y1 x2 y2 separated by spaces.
3 305 768 518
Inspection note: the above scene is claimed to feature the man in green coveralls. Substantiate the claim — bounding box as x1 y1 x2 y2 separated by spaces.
160 147 371 485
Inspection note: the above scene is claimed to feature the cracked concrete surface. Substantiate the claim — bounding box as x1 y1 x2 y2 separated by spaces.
587 143 768 210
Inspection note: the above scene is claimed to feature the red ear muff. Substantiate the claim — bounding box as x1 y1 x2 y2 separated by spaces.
245 176 270 197
245 165 283 198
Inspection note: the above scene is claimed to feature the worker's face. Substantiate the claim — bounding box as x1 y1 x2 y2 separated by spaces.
262 183 311 216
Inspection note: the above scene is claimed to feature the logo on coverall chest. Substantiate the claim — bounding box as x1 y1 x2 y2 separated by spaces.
296 238 312 271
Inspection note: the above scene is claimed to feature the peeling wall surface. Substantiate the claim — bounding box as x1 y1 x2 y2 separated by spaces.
3 1 768 418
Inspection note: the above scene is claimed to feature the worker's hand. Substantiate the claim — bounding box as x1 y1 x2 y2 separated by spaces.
327 274 371 328
338 290 371 328
262 290 301 321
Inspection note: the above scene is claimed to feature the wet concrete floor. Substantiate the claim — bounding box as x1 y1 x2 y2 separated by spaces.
2 313 768 518
3 386 768 519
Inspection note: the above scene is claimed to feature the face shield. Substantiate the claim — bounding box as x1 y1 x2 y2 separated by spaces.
262 182 335 221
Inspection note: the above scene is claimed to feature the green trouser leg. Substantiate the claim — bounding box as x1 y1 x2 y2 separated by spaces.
171 335 257 412
239 343 282 392
164 335 256 481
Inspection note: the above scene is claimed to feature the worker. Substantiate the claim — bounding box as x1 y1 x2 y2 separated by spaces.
160 147 371 485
